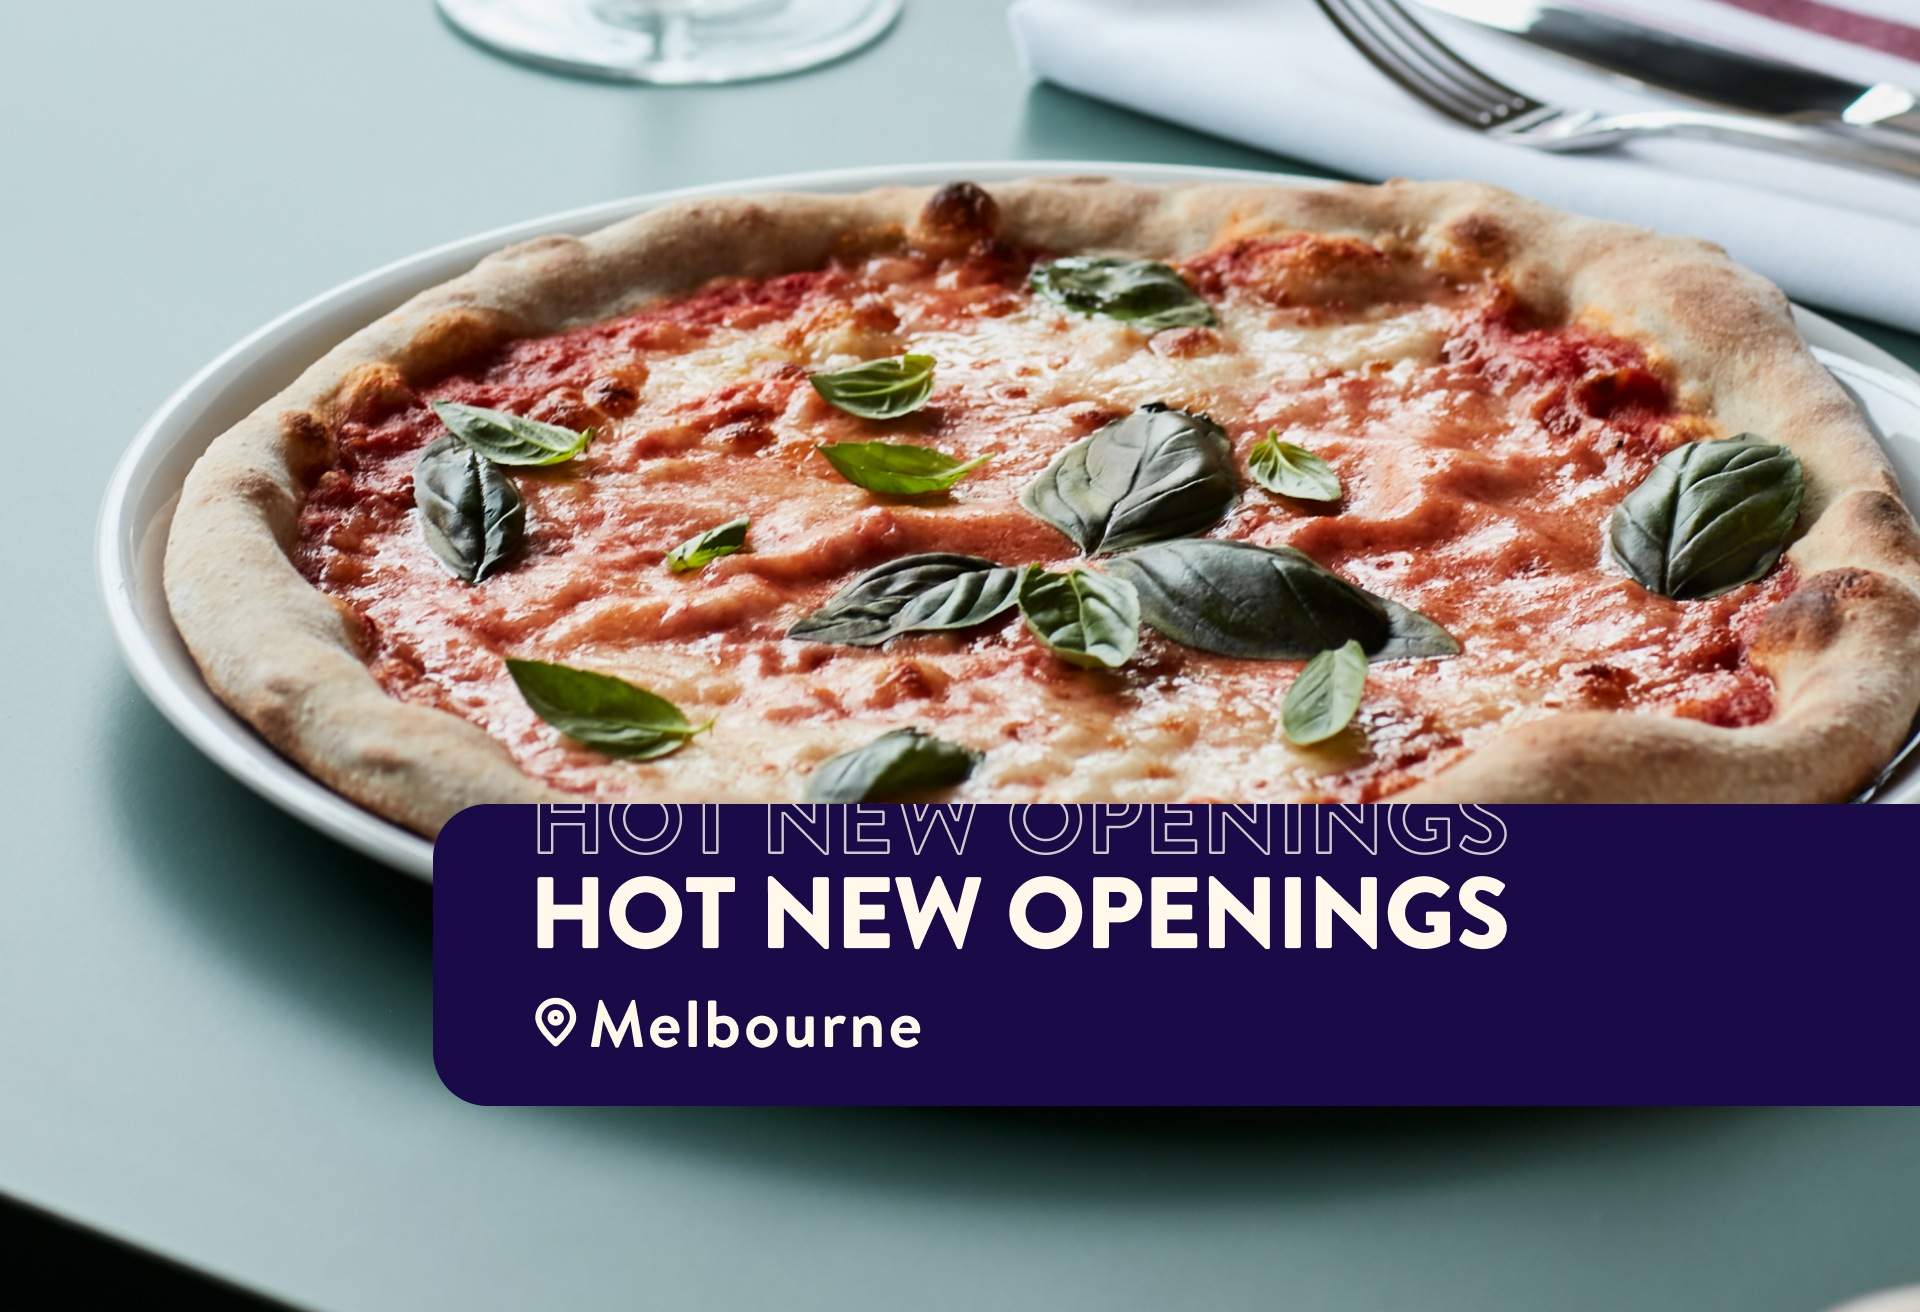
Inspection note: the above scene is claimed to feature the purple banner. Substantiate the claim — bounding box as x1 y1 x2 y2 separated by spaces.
431 804 1919 1106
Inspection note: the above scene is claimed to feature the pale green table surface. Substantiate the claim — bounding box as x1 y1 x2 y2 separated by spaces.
5 2 1919 1308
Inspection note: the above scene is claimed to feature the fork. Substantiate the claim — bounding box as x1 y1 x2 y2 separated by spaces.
1315 0 1920 181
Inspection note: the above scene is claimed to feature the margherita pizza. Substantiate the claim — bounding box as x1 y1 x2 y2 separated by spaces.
164 178 1920 831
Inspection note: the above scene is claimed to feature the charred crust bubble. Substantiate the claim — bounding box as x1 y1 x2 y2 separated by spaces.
585 365 647 418
1845 488 1920 564
337 363 418 425
916 181 1000 253
279 409 338 484
1754 569 1867 655
1444 213 1509 268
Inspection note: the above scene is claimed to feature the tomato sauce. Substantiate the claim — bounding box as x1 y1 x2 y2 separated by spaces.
296 233 1785 801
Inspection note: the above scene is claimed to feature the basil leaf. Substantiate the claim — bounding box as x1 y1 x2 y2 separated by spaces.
1017 566 1141 670
818 441 991 495
1283 640 1369 745
506 659 708 760
1111 539 1383 658
893 564 1025 634
810 353 936 420
1029 256 1215 332
1609 436 1804 600
1249 432 1343 503
1372 600 1462 661
666 516 748 574
413 436 524 584
1021 404 1237 555
431 400 591 466
803 727 981 802
1108 538 1457 661
787 553 1021 647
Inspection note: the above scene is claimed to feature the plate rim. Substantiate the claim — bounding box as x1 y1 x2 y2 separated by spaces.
96 160 1920 881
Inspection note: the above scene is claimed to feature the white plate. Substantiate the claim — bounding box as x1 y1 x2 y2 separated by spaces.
97 162 1920 881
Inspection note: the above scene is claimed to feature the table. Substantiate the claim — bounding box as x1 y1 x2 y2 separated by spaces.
4 2 1918 1307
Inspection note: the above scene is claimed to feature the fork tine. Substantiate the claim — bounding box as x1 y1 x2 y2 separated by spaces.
1316 0 1542 129
1361 0 1540 117
1316 0 1496 126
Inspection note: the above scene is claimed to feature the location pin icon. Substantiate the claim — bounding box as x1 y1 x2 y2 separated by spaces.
535 997 576 1047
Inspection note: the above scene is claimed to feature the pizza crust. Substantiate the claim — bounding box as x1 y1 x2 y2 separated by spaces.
164 177 1920 829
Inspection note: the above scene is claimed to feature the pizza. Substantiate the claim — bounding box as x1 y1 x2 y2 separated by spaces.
164 177 1920 832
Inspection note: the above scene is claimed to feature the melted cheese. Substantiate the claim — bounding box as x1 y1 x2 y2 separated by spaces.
297 239 1781 802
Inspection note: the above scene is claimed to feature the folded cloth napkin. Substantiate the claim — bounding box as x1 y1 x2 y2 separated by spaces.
1010 0 1920 330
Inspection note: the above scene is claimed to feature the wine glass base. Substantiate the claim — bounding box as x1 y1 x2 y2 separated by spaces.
435 0 903 85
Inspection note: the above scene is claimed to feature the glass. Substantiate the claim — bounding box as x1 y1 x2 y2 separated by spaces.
435 0 903 84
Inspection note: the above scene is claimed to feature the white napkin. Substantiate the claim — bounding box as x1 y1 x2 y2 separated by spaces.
1009 0 1920 330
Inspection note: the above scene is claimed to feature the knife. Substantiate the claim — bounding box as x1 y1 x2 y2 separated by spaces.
1420 0 1920 146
